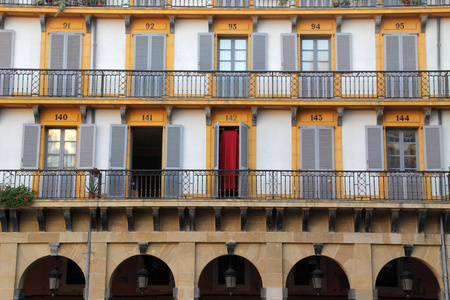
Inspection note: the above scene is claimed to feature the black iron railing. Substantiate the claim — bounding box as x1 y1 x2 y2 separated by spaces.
1 69 450 100
0 170 448 201
1 0 450 7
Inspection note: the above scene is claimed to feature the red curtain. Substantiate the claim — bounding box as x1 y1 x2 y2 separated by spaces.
219 131 239 192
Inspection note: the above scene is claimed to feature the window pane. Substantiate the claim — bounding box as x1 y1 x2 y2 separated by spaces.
65 129 77 141
48 129 61 141
317 62 329 71
234 62 246 71
404 157 417 169
404 144 416 155
317 51 329 61
386 131 399 143
387 143 399 156
220 50 231 61
65 142 77 154
235 50 246 61
302 40 313 50
235 40 247 50
47 155 59 168
317 40 329 50
48 142 60 154
64 155 76 169
220 39 231 49
302 62 314 71
403 131 416 142
302 51 314 62
387 156 400 169
220 62 231 70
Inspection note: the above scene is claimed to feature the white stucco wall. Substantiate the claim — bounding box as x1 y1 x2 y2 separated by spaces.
342 110 376 170
426 18 450 70
341 20 376 71
174 19 208 70
95 19 126 69
0 109 34 169
439 18 450 70
257 20 291 71
4 17 41 68
94 110 122 169
256 110 291 169
171 110 206 169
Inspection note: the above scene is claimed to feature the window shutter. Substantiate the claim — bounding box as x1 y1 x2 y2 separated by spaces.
402 34 418 71
109 124 128 169
384 34 400 71
424 125 443 171
150 33 166 70
300 126 316 170
213 121 219 170
78 124 96 169
165 125 183 169
0 30 14 68
67 33 83 69
251 33 268 71
366 126 384 170
281 33 297 71
239 122 249 170
335 33 352 71
198 33 214 71
49 33 65 69
21 124 41 170
318 126 334 170
134 34 149 70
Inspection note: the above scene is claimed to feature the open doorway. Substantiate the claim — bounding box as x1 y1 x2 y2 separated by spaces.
131 127 163 198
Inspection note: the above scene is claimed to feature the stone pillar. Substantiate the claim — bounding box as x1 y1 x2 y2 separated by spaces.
0 243 18 299
263 243 284 300
175 242 196 300
348 244 374 300
87 240 107 300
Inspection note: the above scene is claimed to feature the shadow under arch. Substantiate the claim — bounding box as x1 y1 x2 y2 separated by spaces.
375 257 440 299
109 254 175 298
20 255 85 298
285 255 350 299
198 254 263 299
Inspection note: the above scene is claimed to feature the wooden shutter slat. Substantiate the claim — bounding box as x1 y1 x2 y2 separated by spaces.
366 125 384 170
300 126 316 170
150 34 166 70
109 124 128 170
67 33 82 69
424 125 443 171
251 33 268 71
213 121 219 170
239 122 249 169
0 30 14 68
335 33 352 71
22 124 41 170
134 34 149 70
384 34 400 71
49 33 65 69
281 33 297 71
198 33 214 71
165 125 183 169
318 126 334 170
402 34 418 71
78 124 96 169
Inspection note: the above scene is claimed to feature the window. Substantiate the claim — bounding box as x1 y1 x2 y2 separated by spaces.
46 128 77 170
386 129 418 172
0 30 14 96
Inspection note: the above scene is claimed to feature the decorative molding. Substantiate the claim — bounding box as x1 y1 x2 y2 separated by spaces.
276 209 283 232
0 14 4 30
100 209 108 231
421 15 428 33
376 108 384 125
49 243 60 257
124 16 131 34
126 208 134 232
418 211 427 233
166 107 172 125
189 208 196 231
328 209 336 232
90 209 97 231
291 16 297 33
365 209 373 233
390 209 399 233
205 107 211 126
226 241 236 255
403 244 414 258
302 209 309 232
266 209 273 232
313 243 323 256
336 16 342 33
153 208 160 231
37 209 46 232
252 17 258 32
337 107 344 126
354 209 362 233
33 106 40 124
85 16 92 33
40 15 46 32
90 107 96 124
64 209 73 231
375 16 382 33
291 107 297 126
10 209 19 232
208 17 213 33
179 208 186 231
80 107 87 124
424 107 431 125
169 16 175 34
240 208 247 231
120 107 127 124
251 107 258 126
138 242 149 255
214 208 222 231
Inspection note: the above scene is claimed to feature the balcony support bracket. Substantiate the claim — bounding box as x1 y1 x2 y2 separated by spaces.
424 108 431 125
90 208 98 231
337 108 344 126
365 209 373 233
37 209 46 232
314 243 323 256
375 16 381 34
205 107 211 126
354 209 362 233
139 242 149 255
252 17 258 32
80 106 87 124
266 208 273 232
153 208 160 231
208 17 213 33
179 207 186 231
277 208 284 232
0 209 8 232
241 208 247 231
101 208 108 231
418 210 427 233
403 244 414 258
291 17 297 33
390 209 399 233
421 15 428 33
291 107 297 126
214 208 222 231
252 107 258 126
64 209 73 231
336 16 342 33
189 208 196 231
166 107 172 124
85 16 92 34
170 17 175 34
125 17 131 34
126 208 134 232
10 209 19 232
40 15 46 33
302 208 309 232
49 243 60 256
120 107 127 124
33 106 40 124
0 14 4 30
376 108 383 126
328 209 336 232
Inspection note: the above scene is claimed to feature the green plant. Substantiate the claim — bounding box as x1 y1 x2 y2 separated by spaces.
0 185 37 209
86 181 99 198
34 0 67 17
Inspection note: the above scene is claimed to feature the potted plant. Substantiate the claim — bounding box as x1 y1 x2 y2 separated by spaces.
86 182 99 199
0 185 37 209
35 0 67 16
91 168 100 178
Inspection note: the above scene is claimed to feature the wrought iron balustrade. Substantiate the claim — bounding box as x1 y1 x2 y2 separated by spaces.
0 169 448 201
1 69 450 100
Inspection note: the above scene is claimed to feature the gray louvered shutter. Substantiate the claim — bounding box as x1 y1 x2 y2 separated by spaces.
150 33 166 70
165 125 183 169
384 34 400 71
402 34 418 71
366 126 384 171
49 33 65 69
22 124 41 170
335 33 352 71
198 33 214 71
109 124 128 169
281 33 297 71
424 125 443 171
239 122 249 198
134 34 149 70
0 30 14 68
318 126 334 170
67 33 82 69
213 121 220 170
251 33 268 71
300 126 316 170
78 124 96 169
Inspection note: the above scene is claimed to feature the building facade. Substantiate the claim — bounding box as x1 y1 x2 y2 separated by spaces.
0 0 450 299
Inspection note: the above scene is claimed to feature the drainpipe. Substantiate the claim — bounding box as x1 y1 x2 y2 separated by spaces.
441 213 449 300
437 17 441 71
91 17 97 69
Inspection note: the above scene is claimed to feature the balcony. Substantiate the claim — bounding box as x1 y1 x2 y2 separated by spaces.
0 169 448 201
1 69 450 100
1 0 449 7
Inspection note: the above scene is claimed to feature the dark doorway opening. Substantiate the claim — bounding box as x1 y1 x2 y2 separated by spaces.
219 126 239 198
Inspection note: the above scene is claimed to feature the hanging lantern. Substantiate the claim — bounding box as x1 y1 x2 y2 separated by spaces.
137 267 149 294
401 269 414 298
224 266 237 295
48 267 62 297
311 268 324 296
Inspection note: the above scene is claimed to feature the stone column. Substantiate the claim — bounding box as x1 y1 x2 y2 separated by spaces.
174 242 196 300
263 243 284 300
0 243 18 300
87 240 107 300
349 244 374 300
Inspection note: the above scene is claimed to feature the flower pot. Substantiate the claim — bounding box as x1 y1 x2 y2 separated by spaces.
89 193 96 199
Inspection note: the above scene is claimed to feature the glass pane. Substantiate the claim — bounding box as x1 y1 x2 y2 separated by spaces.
317 62 329 71
387 156 400 169
235 39 247 50
220 50 231 61
302 40 313 50
65 129 77 142
235 50 246 61
386 143 400 156
65 142 77 154
404 143 416 155
317 51 329 61
403 131 416 142
386 130 399 143
48 129 61 141
404 157 417 169
220 39 231 50
234 62 246 71
47 155 59 168
220 62 231 70
48 142 60 154
302 62 314 71
64 155 76 168
302 51 314 62
317 40 329 50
